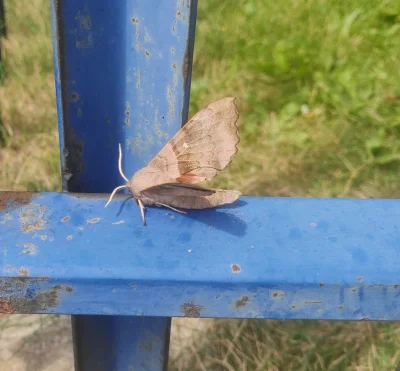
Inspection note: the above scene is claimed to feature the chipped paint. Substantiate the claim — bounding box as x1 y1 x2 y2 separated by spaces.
39 235 48 241
19 204 49 233
67 235 73 241
231 264 241 273
87 217 100 224
0 192 33 211
21 243 39 255
0 279 73 314
75 7 93 53
62 215 70 222
180 301 204 317
112 220 125 225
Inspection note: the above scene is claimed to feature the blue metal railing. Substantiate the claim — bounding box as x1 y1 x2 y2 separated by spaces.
0 1 399 370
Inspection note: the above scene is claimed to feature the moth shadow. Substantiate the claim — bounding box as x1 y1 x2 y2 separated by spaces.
186 200 248 237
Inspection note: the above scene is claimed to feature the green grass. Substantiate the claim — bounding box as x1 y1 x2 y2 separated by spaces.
0 0 400 370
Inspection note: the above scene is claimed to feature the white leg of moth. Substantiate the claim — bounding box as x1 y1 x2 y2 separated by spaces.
105 185 128 208
118 143 129 182
155 202 188 215
138 198 146 226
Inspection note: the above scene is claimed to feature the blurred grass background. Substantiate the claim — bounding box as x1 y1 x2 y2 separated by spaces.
0 0 399 370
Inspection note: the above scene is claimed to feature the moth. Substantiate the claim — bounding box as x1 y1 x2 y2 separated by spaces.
105 97 241 225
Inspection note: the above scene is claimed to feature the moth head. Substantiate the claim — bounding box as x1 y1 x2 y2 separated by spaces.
104 144 132 208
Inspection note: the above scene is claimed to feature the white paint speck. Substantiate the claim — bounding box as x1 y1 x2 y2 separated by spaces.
112 220 125 225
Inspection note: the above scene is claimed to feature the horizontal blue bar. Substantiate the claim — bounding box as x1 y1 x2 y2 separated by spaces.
0 192 399 320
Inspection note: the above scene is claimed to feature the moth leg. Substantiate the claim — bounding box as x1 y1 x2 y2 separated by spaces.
155 202 188 215
138 198 146 226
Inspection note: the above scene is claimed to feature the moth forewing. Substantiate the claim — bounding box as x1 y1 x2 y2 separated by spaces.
105 97 241 225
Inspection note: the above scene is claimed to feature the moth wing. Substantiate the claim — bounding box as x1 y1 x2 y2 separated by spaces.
141 183 241 209
146 97 239 184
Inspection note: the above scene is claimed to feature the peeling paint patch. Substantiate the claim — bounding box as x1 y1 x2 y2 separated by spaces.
180 301 204 318
0 280 73 314
87 218 100 224
19 204 49 233
0 192 33 211
21 243 39 255
18 267 29 277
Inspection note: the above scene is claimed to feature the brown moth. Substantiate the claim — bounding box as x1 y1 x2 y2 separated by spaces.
105 97 241 225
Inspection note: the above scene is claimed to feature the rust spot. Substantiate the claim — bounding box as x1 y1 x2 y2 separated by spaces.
0 279 72 314
234 296 249 309
70 91 80 102
319 282 324 287
39 235 48 241
0 192 33 211
62 216 70 222
356 276 363 282
180 301 204 318
67 235 73 241
87 218 100 224
145 50 150 57
310 222 317 227
231 264 241 273
338 305 344 310
291 305 296 309
131 17 139 23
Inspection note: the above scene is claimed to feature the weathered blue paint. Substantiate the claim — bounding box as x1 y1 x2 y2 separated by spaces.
1 192 400 320
52 0 196 193
72 316 171 370
50 0 197 369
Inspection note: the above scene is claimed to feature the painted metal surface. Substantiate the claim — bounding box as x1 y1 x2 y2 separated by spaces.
1 191 400 321
50 0 197 369
51 0 196 193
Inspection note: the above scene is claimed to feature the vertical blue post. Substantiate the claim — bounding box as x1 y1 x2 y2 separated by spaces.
50 0 197 369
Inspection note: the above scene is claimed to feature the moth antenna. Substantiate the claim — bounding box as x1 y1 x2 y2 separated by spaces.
118 143 129 183
138 199 146 226
155 202 188 215
105 185 128 208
